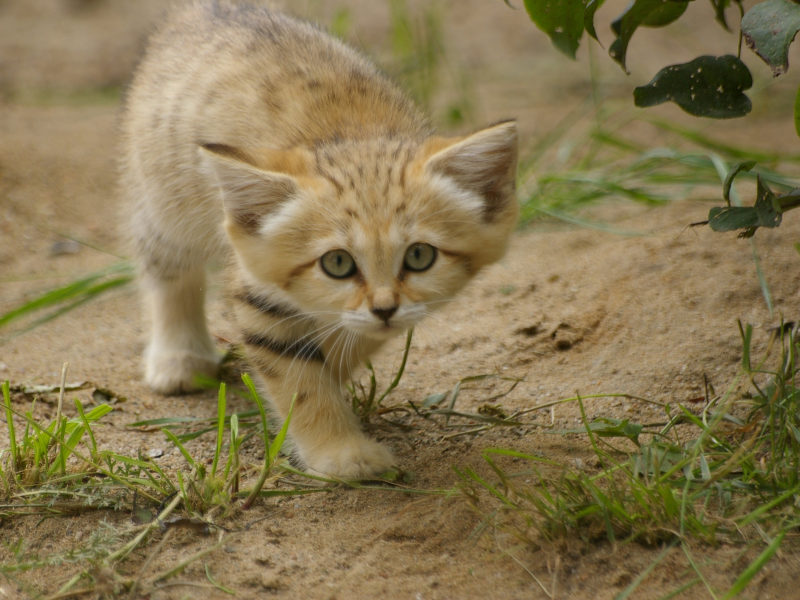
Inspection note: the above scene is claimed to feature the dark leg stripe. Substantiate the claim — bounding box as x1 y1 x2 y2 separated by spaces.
235 289 299 320
243 331 324 362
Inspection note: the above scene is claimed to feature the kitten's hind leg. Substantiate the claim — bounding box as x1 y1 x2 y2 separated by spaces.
142 265 220 394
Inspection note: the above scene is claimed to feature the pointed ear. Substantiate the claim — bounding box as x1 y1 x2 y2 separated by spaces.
199 143 308 234
424 121 518 222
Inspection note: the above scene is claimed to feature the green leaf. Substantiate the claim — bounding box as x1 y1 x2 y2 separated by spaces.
609 0 691 71
554 417 643 444
709 0 732 31
723 160 757 204
584 0 606 42
708 175 782 234
741 0 800 76
523 0 586 60
422 392 448 408
634 55 752 118
699 453 711 480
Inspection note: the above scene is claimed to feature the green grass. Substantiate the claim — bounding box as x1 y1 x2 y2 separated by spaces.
518 101 800 225
3 3 800 596
0 374 316 596
0 261 134 340
1 368 446 596
456 321 800 598
349 327 414 422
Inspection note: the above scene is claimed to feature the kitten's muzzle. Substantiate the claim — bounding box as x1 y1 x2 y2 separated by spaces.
370 305 398 323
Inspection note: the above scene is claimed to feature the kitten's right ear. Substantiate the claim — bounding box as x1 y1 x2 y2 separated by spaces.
423 121 518 223
199 143 301 234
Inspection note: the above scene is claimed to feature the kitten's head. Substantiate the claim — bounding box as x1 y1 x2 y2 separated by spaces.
201 121 518 340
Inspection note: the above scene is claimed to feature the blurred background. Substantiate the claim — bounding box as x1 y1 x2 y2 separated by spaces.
1 0 799 309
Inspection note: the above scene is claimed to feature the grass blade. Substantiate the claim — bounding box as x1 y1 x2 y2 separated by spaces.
269 393 295 466
211 383 226 478
243 393 296 510
162 429 197 471
3 380 17 476
721 531 785 600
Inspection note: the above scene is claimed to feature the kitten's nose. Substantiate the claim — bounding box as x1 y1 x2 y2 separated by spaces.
371 306 397 323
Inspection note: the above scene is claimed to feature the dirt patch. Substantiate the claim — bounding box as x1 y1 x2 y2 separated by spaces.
2 0 800 599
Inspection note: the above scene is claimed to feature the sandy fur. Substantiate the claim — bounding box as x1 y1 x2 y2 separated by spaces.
121 0 519 477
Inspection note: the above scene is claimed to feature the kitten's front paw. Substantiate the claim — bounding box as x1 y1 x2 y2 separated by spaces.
144 349 221 395
304 438 395 479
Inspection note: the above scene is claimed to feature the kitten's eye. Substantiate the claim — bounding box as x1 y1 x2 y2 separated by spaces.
320 249 357 279
403 243 437 272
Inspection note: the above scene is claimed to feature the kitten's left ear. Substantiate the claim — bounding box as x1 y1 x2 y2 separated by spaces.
199 143 310 234
424 121 518 222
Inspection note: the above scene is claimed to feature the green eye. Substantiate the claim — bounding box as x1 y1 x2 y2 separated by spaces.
321 249 357 279
403 243 437 272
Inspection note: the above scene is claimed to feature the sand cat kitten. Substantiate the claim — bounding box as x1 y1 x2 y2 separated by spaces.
121 1 519 478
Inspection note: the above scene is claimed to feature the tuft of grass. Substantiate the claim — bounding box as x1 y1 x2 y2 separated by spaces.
2 377 114 489
239 374 296 509
0 374 319 597
2 363 444 596
383 0 474 128
386 0 444 111
349 328 414 422
457 321 800 598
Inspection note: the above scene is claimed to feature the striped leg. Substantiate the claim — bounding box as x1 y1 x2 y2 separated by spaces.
235 288 394 478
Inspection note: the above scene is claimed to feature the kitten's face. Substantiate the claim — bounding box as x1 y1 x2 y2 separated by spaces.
202 122 518 340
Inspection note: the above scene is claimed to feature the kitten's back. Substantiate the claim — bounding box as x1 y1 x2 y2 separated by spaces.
121 1 430 265
122 1 428 167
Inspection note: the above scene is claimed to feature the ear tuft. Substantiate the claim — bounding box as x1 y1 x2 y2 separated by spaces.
425 121 518 222
199 144 300 234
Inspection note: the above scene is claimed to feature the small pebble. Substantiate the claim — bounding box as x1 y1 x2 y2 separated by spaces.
50 240 81 256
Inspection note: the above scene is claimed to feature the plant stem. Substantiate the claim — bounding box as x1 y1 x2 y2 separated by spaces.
376 328 414 406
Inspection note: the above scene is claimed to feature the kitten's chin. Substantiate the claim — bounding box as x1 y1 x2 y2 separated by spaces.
361 325 406 341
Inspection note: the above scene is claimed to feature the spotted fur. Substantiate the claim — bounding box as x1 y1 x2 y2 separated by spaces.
121 0 519 477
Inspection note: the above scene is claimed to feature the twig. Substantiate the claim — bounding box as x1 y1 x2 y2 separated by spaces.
43 587 97 600
128 528 174 598
107 494 182 562
151 532 241 583
49 573 83 599
494 528 552 598
551 554 560 599
511 392 664 422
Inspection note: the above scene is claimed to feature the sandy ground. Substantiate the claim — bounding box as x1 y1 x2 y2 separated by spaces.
3 0 800 598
